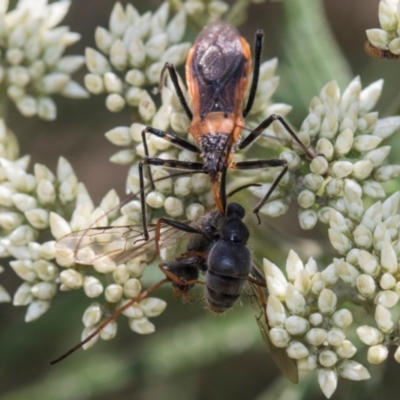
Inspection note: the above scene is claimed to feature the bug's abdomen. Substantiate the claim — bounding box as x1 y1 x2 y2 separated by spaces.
206 241 251 313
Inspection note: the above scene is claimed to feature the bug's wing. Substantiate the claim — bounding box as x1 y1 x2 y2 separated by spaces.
55 224 188 267
247 280 299 384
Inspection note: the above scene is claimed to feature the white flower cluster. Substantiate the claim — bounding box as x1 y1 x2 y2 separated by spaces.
0 0 88 120
329 191 400 366
0 142 167 341
264 251 370 399
251 77 400 229
366 0 400 56
84 2 190 114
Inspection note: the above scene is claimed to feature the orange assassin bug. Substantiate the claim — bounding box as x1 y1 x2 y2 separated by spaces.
137 21 315 239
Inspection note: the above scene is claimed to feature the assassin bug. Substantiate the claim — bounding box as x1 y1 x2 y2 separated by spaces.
139 21 315 240
52 174 298 383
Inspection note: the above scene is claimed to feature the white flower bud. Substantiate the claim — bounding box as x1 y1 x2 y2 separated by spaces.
112 264 129 285
318 288 337 315
174 176 192 197
335 340 357 359
309 312 323 326
25 300 50 322
297 189 315 209
109 40 127 71
60 269 83 289
266 295 286 328
11 193 37 212
33 259 57 281
298 355 317 371
105 93 126 112
287 341 309 359
104 72 123 93
368 345 388 364
334 258 360 286
129 317 155 334
354 224 373 249
320 112 338 139
82 303 102 327
16 95 37 116
332 161 353 179
319 350 338 368
318 368 337 399
125 69 145 87
164 196 184 217
285 285 307 316
25 208 49 229
146 191 165 209
285 316 309 335
357 250 379 277
280 150 302 170
311 272 326 295
186 203 205 221
268 328 290 348
171 112 190 134
394 346 400 363
328 230 352 255
85 48 111 74
303 174 324 192
259 200 289 218
310 156 328 175
344 184 364 219
99 320 117 341
110 148 135 164
83 276 103 298
10 260 36 282
375 305 393 333
338 360 370 381
9 225 37 246
81 327 99 350
49 212 71 240
31 282 57 300
0 211 24 230
138 90 156 122
294 269 311 296
327 327 345 346
13 281 32 306
263 258 288 300
380 273 396 290
334 128 354 156
316 138 334 160
375 165 400 181
352 160 373 181
140 297 167 317
105 126 131 146
356 274 376 297
306 328 327 346
104 284 123 303
84 73 104 94
353 135 383 152
285 250 303 282
123 278 141 298
366 29 390 49
325 178 343 197
380 242 398 274
299 209 318 230
375 290 398 308
36 179 56 204
357 325 384 345
329 209 349 235
321 264 339 287
363 146 390 168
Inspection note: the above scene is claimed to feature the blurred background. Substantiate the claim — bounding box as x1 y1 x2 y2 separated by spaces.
1 0 400 399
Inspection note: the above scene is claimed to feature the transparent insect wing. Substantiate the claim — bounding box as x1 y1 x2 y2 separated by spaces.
247 280 299 384
55 224 188 268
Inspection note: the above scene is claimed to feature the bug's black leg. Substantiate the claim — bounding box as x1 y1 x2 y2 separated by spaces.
139 158 205 240
141 126 200 190
233 158 288 223
159 62 193 120
243 30 263 118
239 114 315 159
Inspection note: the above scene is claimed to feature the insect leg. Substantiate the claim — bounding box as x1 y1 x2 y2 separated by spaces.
159 62 193 120
239 114 315 159
233 158 288 222
149 217 203 263
138 158 205 240
141 126 200 190
243 30 263 118
50 278 169 365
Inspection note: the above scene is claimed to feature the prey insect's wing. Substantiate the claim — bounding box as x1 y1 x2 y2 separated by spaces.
247 274 299 384
55 224 189 268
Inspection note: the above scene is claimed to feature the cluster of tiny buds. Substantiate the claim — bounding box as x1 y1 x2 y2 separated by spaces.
366 0 400 56
0 0 88 120
84 2 190 115
328 190 400 366
264 251 369 398
251 77 400 230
